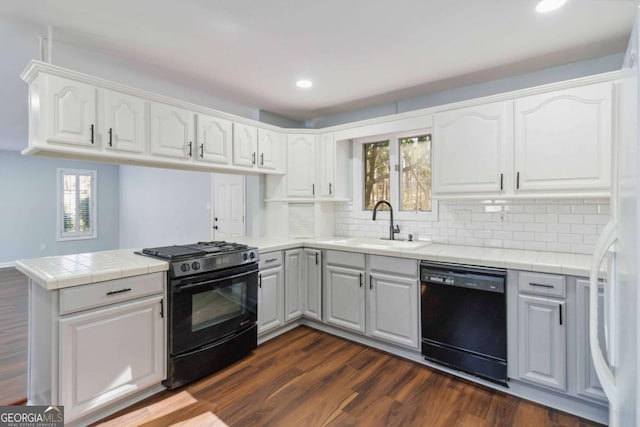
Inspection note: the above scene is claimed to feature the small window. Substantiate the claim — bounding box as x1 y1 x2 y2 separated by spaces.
57 169 97 240
363 140 390 210
399 135 432 212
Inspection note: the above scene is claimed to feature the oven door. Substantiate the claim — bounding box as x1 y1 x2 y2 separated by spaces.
169 263 258 356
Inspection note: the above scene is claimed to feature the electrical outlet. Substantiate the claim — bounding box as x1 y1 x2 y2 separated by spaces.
40 243 46 250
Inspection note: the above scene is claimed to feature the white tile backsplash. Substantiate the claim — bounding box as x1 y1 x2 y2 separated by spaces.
334 199 610 255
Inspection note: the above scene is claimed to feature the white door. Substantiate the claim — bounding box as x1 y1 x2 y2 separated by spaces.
325 264 365 333
287 134 316 197
257 128 284 171
103 89 146 153
149 102 194 159
433 101 511 195
212 174 245 240
517 294 566 391
47 75 97 147
232 123 258 168
284 249 304 321
317 133 335 197
514 83 612 192
197 113 232 165
368 272 419 349
303 249 322 320
58 296 164 422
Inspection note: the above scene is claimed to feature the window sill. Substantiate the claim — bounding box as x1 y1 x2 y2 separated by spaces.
57 234 98 242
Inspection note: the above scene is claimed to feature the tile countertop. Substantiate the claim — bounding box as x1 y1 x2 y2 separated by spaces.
15 249 169 290
233 236 595 278
15 237 595 291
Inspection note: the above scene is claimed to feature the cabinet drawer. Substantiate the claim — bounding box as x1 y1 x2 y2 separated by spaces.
259 251 283 269
326 250 365 269
369 255 418 278
518 271 566 298
59 272 164 315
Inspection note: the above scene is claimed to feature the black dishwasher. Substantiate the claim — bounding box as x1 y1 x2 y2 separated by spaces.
420 261 507 385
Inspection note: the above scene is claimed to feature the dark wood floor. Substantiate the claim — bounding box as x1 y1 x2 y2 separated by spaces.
98 326 603 427
0 267 28 405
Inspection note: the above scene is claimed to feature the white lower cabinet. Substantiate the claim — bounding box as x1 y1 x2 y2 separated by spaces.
258 252 284 334
59 295 164 421
368 272 419 348
284 249 304 321
27 273 166 424
325 263 366 333
517 294 567 391
323 251 418 348
303 249 322 320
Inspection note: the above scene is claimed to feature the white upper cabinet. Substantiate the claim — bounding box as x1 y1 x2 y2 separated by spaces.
257 129 284 171
514 83 612 193
103 89 146 153
46 75 97 147
287 134 316 197
196 113 232 165
433 101 512 195
233 123 258 168
317 133 336 197
149 103 194 159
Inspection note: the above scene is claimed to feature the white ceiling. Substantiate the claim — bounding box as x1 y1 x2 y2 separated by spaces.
0 0 637 121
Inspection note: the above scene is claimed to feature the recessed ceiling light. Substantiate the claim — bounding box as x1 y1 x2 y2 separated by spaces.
536 0 567 13
296 79 313 88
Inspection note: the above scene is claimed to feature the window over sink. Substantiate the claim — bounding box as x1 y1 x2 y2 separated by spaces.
354 130 436 220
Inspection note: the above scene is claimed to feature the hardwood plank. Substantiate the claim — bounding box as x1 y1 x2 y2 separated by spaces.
0 268 28 405
98 326 605 427
96 391 197 427
169 412 227 427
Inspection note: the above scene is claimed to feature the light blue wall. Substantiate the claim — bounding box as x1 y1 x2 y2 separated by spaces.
118 165 212 249
306 53 625 128
257 110 306 129
0 150 120 264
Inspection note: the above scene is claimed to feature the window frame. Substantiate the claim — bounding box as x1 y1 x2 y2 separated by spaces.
352 128 438 221
56 168 98 241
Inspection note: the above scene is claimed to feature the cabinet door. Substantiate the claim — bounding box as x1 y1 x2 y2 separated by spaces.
287 134 316 197
258 128 284 171
517 294 566 391
258 266 284 334
514 83 612 192
47 75 97 147
433 101 511 195
149 102 194 159
233 123 258 167
284 249 304 321
368 272 419 349
59 296 164 421
317 133 335 197
196 113 232 165
575 279 607 402
325 264 365 333
103 89 146 153
303 249 322 320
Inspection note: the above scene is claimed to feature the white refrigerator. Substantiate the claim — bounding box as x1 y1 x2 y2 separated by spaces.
589 7 640 426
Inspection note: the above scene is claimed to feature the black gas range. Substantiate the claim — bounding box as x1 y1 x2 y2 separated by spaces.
139 241 259 389
142 241 259 277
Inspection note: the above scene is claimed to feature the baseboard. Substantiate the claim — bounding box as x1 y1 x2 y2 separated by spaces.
0 261 15 269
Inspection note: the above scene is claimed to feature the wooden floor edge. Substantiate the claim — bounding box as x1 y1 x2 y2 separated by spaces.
6 397 27 406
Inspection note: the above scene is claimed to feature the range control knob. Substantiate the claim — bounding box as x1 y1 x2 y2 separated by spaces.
249 251 255 259
191 261 201 270
180 263 190 272
242 253 248 261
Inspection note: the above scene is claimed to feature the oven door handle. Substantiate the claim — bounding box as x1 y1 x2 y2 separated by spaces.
175 271 254 292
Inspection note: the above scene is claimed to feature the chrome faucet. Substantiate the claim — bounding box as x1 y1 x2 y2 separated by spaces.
372 200 400 240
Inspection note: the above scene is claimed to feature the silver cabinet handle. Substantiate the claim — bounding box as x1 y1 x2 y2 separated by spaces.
530 283 554 289
265 258 278 263
106 288 131 296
